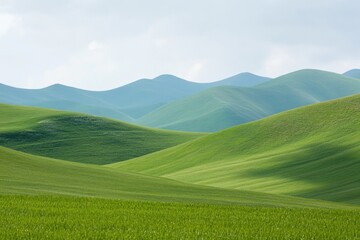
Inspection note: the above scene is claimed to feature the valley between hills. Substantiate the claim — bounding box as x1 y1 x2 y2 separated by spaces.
1 69 360 239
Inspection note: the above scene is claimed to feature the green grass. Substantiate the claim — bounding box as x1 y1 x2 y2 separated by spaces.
138 69 360 132
1 195 360 240
0 104 203 164
2 145 352 208
114 94 360 204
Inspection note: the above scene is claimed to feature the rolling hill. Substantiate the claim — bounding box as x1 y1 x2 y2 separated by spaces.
0 104 203 164
138 69 360 132
0 145 352 209
113 94 360 204
0 73 269 121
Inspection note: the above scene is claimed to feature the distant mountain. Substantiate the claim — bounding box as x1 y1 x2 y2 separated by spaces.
343 69 360 79
138 69 360 132
206 72 270 87
0 73 269 120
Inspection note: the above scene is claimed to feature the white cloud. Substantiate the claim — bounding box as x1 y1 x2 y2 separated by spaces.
186 62 205 80
261 45 344 77
88 41 104 51
0 13 22 36
0 1 359 89
154 38 169 47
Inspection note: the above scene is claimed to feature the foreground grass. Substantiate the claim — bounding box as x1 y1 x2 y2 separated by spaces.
1 195 359 240
0 104 203 164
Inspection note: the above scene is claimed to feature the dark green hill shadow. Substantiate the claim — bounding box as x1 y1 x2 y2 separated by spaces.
0 115 202 165
244 143 360 204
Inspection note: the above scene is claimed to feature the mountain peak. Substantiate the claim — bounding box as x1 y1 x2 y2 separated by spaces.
152 74 189 83
45 83 68 89
209 72 270 87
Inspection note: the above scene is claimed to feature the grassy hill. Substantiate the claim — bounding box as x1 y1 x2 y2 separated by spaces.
0 104 203 164
114 94 360 204
0 73 269 121
0 145 347 208
138 69 360 132
1 129 359 238
344 69 360 79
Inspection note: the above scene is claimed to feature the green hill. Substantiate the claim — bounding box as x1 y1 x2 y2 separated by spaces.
0 73 269 121
114 94 360 204
0 104 203 164
0 145 345 208
138 69 360 132
2 145 359 239
35 100 135 122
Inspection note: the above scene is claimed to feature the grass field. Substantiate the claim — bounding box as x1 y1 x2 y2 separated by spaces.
2 145 353 208
114 94 360 204
1 92 360 239
0 104 203 164
1 195 359 240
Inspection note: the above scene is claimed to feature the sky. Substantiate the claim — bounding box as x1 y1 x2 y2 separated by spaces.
0 0 359 90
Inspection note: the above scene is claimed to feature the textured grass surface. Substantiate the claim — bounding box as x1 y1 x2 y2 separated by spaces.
0 104 203 164
114 94 360 204
138 69 360 132
1 195 360 240
1 145 354 209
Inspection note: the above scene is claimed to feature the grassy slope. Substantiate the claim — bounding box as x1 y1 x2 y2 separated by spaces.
138 87 275 132
138 69 360 132
0 146 348 209
0 104 203 164
114 94 360 204
1 195 359 240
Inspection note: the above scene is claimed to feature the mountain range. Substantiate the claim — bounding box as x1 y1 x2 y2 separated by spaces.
1 69 359 132
138 69 360 131
0 73 270 122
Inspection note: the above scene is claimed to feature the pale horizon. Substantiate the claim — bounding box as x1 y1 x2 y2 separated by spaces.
1 0 359 90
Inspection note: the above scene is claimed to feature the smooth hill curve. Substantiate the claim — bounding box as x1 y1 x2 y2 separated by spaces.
1 146 349 208
114 94 360 204
138 69 360 132
0 73 269 121
0 104 204 164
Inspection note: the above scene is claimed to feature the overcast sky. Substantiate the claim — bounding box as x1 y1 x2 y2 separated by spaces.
0 0 359 90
